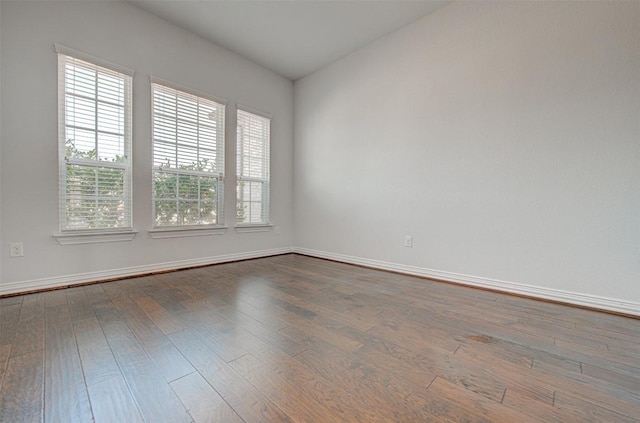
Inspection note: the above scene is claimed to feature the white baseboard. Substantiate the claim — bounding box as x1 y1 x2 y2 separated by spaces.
0 247 293 296
4 245 639 317
294 247 640 317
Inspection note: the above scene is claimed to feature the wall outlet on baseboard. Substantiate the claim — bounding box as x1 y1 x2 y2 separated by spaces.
404 236 413 248
10 242 24 257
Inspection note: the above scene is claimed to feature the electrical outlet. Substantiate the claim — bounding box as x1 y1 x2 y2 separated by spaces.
274 226 281 235
10 242 24 258
404 236 413 248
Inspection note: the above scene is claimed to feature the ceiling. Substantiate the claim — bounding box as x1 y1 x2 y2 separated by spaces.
128 0 448 81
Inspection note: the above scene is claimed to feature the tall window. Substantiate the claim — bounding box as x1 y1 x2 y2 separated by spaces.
58 50 133 231
236 108 270 225
151 80 225 227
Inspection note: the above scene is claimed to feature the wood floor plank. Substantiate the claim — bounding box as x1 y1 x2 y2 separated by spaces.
425 376 540 423
243 335 395 423
279 313 363 354
18 293 45 322
135 296 185 335
43 307 93 423
502 386 565 422
353 341 437 389
0 344 12 388
168 328 294 423
366 316 460 355
189 320 252 363
10 312 44 358
214 301 292 341
145 340 196 383
295 340 439 422
0 296 24 307
65 287 94 323
174 298 225 328
87 375 144 423
73 317 123 387
553 389 639 422
103 281 196 386
232 294 295 332
74 313 144 422
98 319 191 423
237 353 351 423
580 361 640 393
170 372 244 423
358 325 515 404
228 352 266 378
0 350 44 423
141 277 190 314
83 283 111 305
453 342 555 407
0 254 638 422
456 338 534 369
44 289 67 309
0 302 21 346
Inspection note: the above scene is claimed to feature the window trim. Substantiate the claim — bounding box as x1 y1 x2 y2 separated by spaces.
149 76 227 108
235 224 272 234
54 44 135 77
235 105 271 227
54 45 135 241
148 225 227 239
150 77 227 229
53 229 137 246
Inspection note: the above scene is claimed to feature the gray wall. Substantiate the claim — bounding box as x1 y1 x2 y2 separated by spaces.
294 1 640 307
2 1 639 313
1 1 294 291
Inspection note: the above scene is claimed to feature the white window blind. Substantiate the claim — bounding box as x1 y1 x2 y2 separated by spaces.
236 108 270 225
58 53 132 231
152 80 225 227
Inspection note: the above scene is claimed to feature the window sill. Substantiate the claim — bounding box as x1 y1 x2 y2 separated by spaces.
235 224 272 234
148 225 227 239
53 230 138 245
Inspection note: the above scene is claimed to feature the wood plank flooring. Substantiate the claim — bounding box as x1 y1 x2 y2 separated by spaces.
0 254 638 422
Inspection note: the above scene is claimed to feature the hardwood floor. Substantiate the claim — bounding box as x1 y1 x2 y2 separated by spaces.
0 254 638 422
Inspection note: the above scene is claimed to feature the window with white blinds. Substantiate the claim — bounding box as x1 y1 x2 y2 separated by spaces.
236 108 270 225
58 52 132 231
151 80 226 227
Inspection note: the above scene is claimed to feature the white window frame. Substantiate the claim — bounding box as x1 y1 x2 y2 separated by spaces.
54 45 136 245
150 77 226 235
236 106 271 228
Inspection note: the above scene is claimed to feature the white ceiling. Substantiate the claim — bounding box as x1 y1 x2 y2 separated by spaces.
128 0 448 80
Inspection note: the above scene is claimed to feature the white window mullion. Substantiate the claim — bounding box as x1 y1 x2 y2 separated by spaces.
173 90 179 221
93 67 99 162
196 100 201 168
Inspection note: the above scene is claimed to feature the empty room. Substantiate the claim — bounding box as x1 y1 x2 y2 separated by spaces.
1 0 639 421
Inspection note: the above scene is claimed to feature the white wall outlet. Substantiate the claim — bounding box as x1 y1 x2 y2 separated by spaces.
10 242 24 257
404 235 413 248
274 226 281 235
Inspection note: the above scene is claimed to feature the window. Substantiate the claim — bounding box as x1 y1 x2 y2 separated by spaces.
57 49 133 232
236 108 270 225
151 79 225 227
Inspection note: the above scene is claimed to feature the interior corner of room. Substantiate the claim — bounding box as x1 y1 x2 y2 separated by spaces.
0 0 639 317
